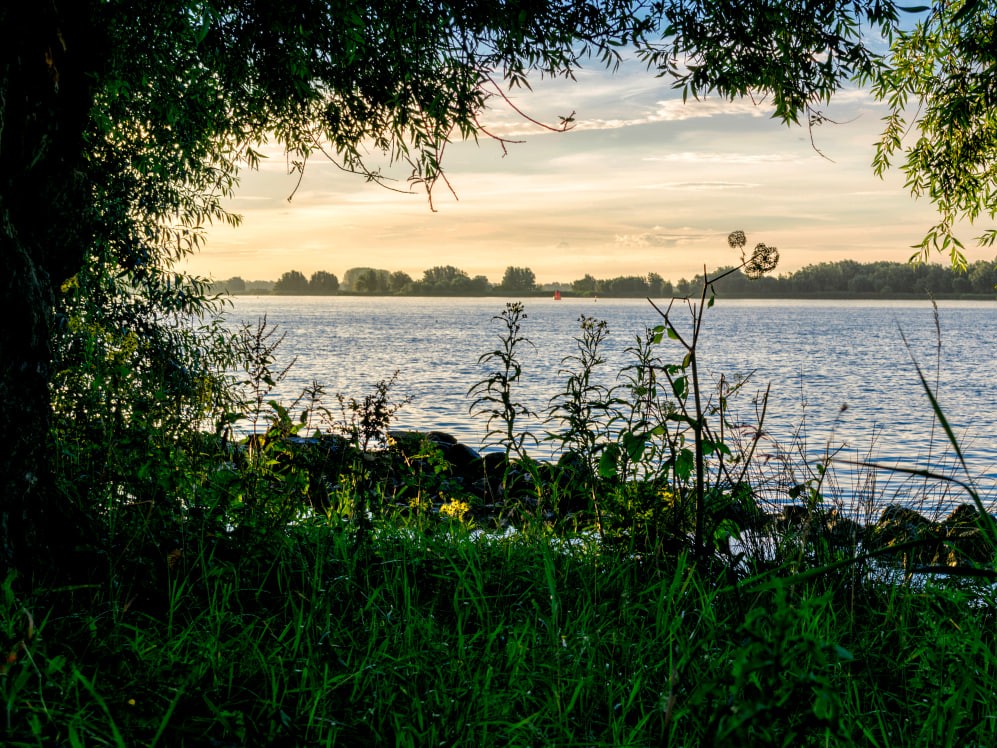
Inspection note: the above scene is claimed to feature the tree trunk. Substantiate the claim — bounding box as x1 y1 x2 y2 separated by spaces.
0 214 60 579
0 3 100 584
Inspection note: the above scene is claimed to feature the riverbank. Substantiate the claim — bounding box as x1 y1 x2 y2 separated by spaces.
222 296 997 503
6 399 997 744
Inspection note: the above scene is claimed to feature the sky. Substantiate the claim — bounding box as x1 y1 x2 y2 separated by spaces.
184 55 992 286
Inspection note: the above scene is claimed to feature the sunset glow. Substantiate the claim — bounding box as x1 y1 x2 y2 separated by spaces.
187 61 987 286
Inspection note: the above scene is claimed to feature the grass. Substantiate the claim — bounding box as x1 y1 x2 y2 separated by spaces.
3 510 997 746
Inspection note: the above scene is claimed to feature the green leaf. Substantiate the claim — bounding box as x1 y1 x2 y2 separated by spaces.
621 430 647 462
598 444 621 479
674 448 695 481
666 413 695 427
714 518 741 544
672 376 688 400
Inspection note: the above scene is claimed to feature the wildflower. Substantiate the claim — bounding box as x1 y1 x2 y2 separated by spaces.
440 499 471 521
744 242 779 279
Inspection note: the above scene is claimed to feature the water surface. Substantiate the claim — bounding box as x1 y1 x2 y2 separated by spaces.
225 296 997 508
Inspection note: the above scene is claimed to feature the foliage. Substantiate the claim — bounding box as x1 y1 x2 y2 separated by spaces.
573 273 599 295
647 272 672 297
388 270 414 293
262 256 997 298
634 233 778 556
671 257 997 298
633 2 997 261
642 0 900 124
1 0 652 575
8 244 997 744
343 267 388 291
870 0 997 265
418 265 480 295
469 302 538 463
707 585 853 745
8 0 997 739
355 268 390 294
272 270 310 294
309 270 339 293
598 274 652 297
498 266 538 294
3 518 996 745
218 276 246 293
545 315 615 520
50 258 240 600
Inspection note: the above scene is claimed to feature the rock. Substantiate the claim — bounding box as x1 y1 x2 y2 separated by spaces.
824 509 862 547
941 503 995 565
387 430 478 466
870 504 933 540
776 504 809 530
943 503 983 529
445 442 481 474
866 504 942 566
469 451 511 502
425 430 459 446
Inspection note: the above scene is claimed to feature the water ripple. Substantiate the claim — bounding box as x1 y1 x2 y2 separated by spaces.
225 296 997 505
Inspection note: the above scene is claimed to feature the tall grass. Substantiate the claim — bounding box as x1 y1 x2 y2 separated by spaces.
4 518 996 746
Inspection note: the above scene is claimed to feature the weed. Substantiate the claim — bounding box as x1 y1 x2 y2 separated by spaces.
468 302 538 463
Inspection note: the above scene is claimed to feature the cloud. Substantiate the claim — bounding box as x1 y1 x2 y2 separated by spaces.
640 181 759 191
485 94 776 138
642 151 795 165
614 227 712 248
580 96 773 130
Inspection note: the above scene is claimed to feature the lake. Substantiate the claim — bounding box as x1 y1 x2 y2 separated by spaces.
224 295 997 511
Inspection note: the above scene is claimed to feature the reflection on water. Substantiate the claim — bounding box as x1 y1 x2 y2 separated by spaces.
224 296 997 506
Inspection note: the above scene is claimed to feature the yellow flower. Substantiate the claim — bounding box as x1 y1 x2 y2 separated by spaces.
440 499 471 521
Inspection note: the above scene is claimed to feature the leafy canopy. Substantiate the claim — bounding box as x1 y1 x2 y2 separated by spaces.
630 2 997 267
869 0 997 268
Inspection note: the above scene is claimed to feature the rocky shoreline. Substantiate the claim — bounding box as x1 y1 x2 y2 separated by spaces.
251 429 996 573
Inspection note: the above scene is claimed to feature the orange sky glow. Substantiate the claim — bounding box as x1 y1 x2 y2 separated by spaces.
184 60 992 286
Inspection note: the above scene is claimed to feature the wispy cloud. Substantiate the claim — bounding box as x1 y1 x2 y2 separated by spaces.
485 94 776 138
614 227 713 248
642 151 795 165
640 181 760 191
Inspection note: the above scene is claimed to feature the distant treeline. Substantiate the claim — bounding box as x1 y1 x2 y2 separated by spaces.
212 258 997 298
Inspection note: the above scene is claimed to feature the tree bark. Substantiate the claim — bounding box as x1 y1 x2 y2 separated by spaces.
0 3 100 583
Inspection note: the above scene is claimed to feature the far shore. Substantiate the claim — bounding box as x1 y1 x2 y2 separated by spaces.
226 290 997 301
